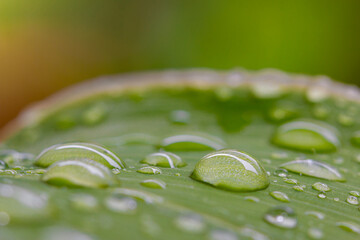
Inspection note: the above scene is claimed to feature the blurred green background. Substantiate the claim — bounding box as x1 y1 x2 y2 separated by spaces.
1 0 360 128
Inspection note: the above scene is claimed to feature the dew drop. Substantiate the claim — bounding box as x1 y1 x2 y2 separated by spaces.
305 211 325 220
312 106 329 120
293 185 306 192
69 194 98 211
105 195 137 214
175 213 205 233
350 191 360 197
267 106 298 123
191 149 270 192
244 196 260 202
169 110 191 124
346 196 359 205
312 182 331 192
274 169 288 177
280 159 345 182
283 178 298 185
209 229 237 240
161 134 225 151
269 191 290 202
35 142 125 169
113 188 163 204
41 159 118 188
317 193 326 199
306 87 329 103
82 104 107 126
272 120 340 152
307 228 323 239
264 206 297 229
0 212 10 226
140 179 166 189
41 227 94 240
336 222 360 234
333 197 340 202
251 83 284 99
137 166 162 175
337 114 354 127
141 152 185 168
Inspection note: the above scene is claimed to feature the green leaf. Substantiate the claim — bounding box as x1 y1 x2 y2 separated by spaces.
1 70 360 240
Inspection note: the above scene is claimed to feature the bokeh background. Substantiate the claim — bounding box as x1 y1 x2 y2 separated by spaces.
1 0 360 128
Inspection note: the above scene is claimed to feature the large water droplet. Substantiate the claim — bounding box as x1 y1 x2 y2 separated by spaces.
269 191 290 202
161 134 225 151
312 182 331 192
191 149 269 192
336 222 360 234
41 159 118 188
137 166 162 175
264 206 297 229
272 120 340 152
140 179 166 189
141 152 185 168
0 183 50 222
280 159 345 182
35 143 125 169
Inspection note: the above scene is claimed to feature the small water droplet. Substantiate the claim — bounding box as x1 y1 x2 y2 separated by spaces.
333 197 340 202
41 159 118 188
272 120 340 152
350 191 360 197
312 106 329 119
307 228 323 239
317 193 326 199
191 149 270 192
169 110 191 124
137 166 162 175
305 211 325 220
175 173 181 176
140 179 166 189
41 227 94 240
283 178 298 185
69 194 98 211
0 212 10 226
274 169 288 177
214 87 234 101
346 196 359 205
293 185 306 192
337 114 354 126
267 106 298 122
105 195 137 213
175 213 205 233
113 188 163 204
269 191 290 202
161 134 225 151
312 182 331 192
264 206 297 229
244 196 260 202
251 83 284 99
280 159 345 181
82 104 108 126
209 229 237 240
35 142 125 169
306 87 329 103
336 222 360 234
141 152 185 168
271 152 288 160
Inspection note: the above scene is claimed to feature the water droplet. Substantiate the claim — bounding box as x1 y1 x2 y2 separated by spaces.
214 87 234 101
105 195 137 214
333 197 340 202
191 149 270 192
140 179 166 189
251 83 284 99
293 185 306 192
113 188 163 204
82 104 107 126
272 120 340 152
41 227 94 240
175 213 205 233
35 142 125 169
307 228 323 239
137 166 162 175
337 114 354 126
346 196 359 205
267 106 298 122
244 196 260 202
175 173 181 176
0 169 17 175
280 159 345 181
317 193 326 199
305 211 325 220
41 159 118 188
0 212 10 226
274 169 288 177
0 150 34 167
141 152 185 168
333 157 344 165
161 134 225 151
269 191 290 202
0 160 7 170
69 194 98 211
350 191 360 197
306 87 329 103
240 227 269 240
283 178 298 185
169 110 191 124
312 106 329 119
312 182 331 192
209 229 237 240
0 183 50 222
271 151 288 159
336 222 360 234
264 206 297 229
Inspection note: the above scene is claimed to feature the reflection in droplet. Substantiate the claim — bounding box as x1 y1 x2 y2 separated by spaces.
346 196 359 205
272 120 340 152
191 149 270 192
312 182 331 192
141 152 185 168
161 134 225 151
293 185 306 192
280 159 345 182
137 166 162 175
35 143 125 169
264 206 297 229
269 191 290 202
